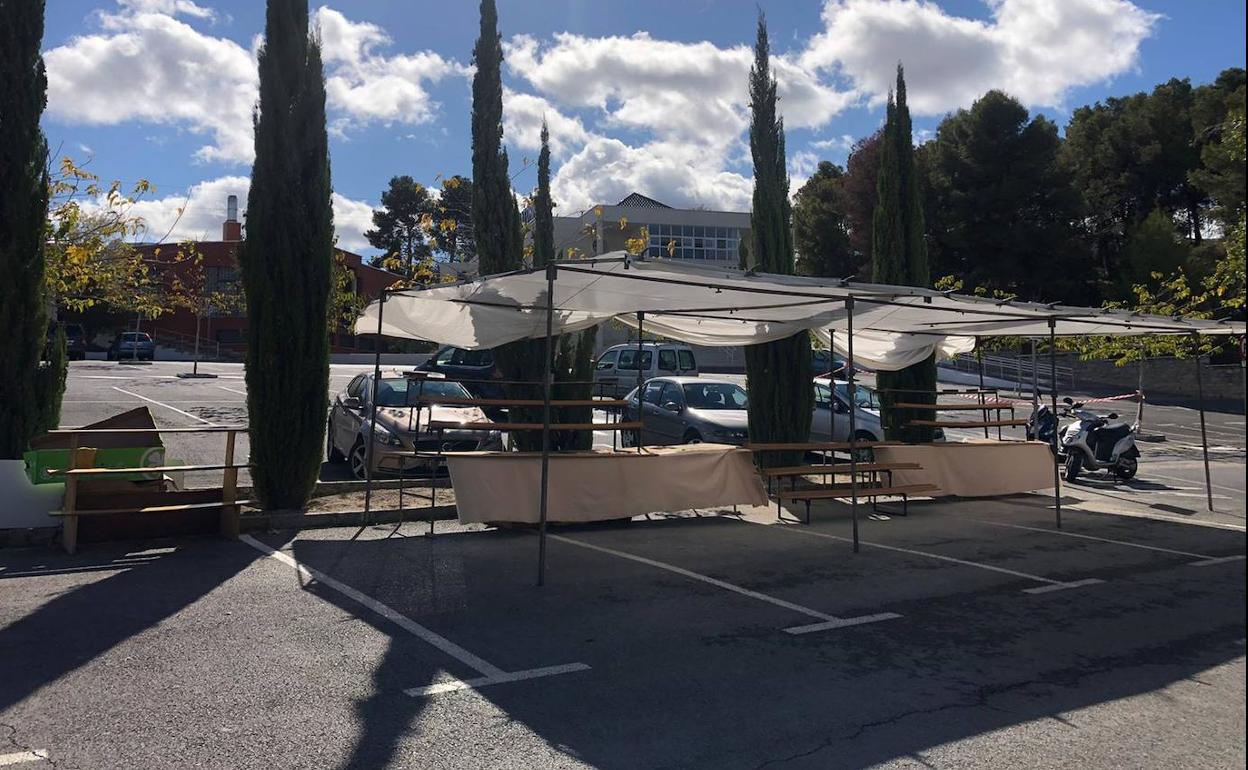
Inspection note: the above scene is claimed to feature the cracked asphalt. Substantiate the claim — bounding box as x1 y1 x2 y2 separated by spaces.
1 487 1245 769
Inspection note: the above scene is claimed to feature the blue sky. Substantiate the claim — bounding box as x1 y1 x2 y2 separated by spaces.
40 0 1246 255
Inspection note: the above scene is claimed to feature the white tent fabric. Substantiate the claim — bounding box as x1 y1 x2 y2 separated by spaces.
355 253 1242 371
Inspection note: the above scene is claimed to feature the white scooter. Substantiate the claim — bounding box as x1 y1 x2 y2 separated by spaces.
1057 397 1140 482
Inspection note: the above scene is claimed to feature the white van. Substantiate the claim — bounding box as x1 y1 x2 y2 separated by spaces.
593 342 698 397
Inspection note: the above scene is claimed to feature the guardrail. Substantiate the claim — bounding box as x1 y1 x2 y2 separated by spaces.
44 425 248 554
947 352 1075 392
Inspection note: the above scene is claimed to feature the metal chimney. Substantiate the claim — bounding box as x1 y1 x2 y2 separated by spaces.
223 194 242 241
227 195 238 222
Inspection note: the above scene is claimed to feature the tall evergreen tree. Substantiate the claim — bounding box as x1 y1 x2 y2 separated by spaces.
873 65 936 443
471 0 523 275
240 0 334 509
0 0 55 459
793 161 855 278
744 14 812 466
365 175 434 278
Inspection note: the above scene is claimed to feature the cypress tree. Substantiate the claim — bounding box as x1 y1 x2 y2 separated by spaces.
744 14 812 467
873 65 936 442
240 0 334 509
0 0 54 459
471 0 524 275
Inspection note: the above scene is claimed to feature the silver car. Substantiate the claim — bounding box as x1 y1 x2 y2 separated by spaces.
622 376 891 450
328 371 502 478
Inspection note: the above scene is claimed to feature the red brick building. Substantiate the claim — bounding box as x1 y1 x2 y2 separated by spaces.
132 196 393 357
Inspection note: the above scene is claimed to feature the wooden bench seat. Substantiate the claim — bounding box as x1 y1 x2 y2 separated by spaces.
50 500 253 517
892 402 1016 411
906 418 1029 428
425 420 643 432
760 462 920 478
776 483 936 501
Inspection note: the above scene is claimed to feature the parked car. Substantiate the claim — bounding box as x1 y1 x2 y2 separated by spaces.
810 375 944 448
594 342 698 398
418 346 504 400
622 377 747 446
327 371 502 479
811 349 848 375
107 331 155 361
46 323 87 360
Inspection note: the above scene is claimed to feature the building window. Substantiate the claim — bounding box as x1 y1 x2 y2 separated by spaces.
645 224 743 262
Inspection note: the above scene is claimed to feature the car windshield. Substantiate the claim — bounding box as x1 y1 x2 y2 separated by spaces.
375 378 470 406
834 382 881 411
683 382 747 410
123 333 151 342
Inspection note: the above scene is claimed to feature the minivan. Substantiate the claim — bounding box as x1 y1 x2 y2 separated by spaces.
593 342 698 397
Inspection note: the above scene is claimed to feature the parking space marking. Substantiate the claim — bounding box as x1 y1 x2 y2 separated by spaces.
111 386 216 425
1144 471 1244 496
549 534 901 634
1067 507 1248 532
1188 555 1248 568
240 536 590 696
217 386 248 397
768 526 1103 594
0 750 50 766
970 520 1243 567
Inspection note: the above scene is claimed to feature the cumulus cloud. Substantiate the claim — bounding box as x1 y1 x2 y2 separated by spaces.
116 176 374 252
502 89 590 160
802 0 1160 115
46 3 466 165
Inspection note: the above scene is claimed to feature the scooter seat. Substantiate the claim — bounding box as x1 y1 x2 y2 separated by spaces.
1094 423 1132 461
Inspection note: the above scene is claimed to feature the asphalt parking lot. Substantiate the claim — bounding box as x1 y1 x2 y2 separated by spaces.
1 493 1244 768
57 360 1247 521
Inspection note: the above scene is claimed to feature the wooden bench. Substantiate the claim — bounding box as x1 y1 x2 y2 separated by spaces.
776 483 938 522
906 418 1029 428
760 462 922 498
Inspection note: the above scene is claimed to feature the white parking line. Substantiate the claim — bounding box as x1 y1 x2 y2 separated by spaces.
969 520 1243 567
549 534 901 634
217 386 248 397
111 386 216 425
1145 471 1244 496
240 535 589 696
0 750 49 766
768 526 1103 594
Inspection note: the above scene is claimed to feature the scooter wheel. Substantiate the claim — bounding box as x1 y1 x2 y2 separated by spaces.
1113 456 1138 480
1064 454 1082 482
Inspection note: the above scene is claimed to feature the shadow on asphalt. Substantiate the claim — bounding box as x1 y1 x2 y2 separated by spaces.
274 515 1245 769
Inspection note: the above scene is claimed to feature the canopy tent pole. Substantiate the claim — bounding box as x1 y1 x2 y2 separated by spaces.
537 264 557 586
1031 338 1039 412
1192 334 1214 512
976 336 989 438
828 329 835 456
363 289 386 524
635 312 644 453
847 297 860 553
1048 319 1061 529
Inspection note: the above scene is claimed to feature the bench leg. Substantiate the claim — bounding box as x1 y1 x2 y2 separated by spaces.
804 499 811 525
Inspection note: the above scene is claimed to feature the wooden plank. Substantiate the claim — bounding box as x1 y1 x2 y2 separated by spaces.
54 463 250 477
892 402 1016 410
426 421 644 431
412 397 629 407
47 426 247 435
50 500 253 517
906 419 1029 428
220 430 240 539
761 462 921 477
745 441 890 451
776 484 937 501
62 438 84 555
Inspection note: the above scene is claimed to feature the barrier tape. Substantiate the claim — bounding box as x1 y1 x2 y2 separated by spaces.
941 390 1143 408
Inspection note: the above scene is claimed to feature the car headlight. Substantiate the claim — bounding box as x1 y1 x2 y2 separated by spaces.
373 425 403 447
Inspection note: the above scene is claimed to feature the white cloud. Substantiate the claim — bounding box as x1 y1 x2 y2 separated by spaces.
46 9 258 163
788 150 820 193
45 3 466 165
502 89 590 160
810 134 856 152
802 0 1160 115
115 175 375 252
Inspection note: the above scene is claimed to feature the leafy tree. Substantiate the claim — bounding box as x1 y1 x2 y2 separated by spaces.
918 90 1091 303
872 65 936 443
743 13 812 466
1190 72 1246 231
793 161 855 278
365 176 434 278
433 175 476 262
239 0 334 510
1120 208 1191 289
841 130 883 265
0 0 54 459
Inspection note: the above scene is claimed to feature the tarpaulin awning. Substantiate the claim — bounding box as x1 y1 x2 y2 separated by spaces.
355 254 1243 371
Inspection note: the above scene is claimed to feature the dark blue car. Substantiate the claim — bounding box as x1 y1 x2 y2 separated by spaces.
107 331 155 361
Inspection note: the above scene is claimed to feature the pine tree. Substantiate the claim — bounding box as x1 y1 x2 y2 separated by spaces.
744 14 812 467
240 0 334 509
873 65 936 442
0 0 55 459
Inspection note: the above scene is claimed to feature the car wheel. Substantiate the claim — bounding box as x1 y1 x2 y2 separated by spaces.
683 430 702 444
1113 455 1137 480
620 428 636 448
349 439 368 480
326 422 345 463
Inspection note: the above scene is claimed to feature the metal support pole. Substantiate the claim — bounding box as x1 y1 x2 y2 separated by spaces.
635 311 644 453
537 263 557 586
1048 319 1061 529
1031 338 1039 412
827 328 835 458
976 337 989 439
847 297 859 552
363 291 386 523
1192 335 1213 511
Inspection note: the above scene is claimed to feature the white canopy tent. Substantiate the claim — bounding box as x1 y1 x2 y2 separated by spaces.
354 253 1243 583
